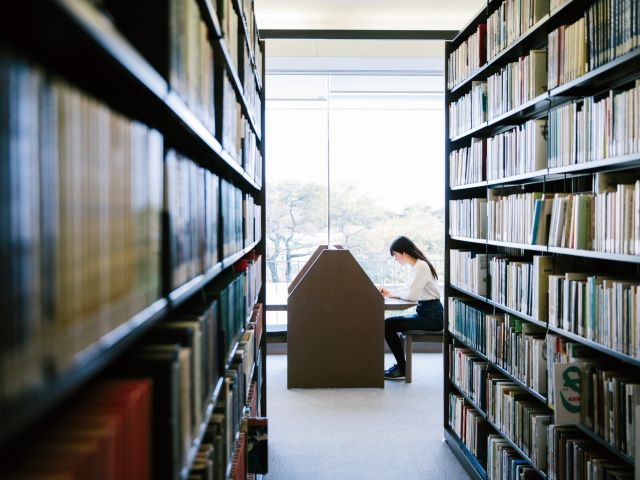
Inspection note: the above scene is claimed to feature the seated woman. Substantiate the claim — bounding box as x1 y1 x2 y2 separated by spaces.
379 236 443 380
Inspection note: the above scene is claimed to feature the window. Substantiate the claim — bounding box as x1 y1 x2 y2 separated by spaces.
265 41 445 327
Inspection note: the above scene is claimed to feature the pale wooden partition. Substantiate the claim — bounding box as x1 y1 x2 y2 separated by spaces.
287 246 384 388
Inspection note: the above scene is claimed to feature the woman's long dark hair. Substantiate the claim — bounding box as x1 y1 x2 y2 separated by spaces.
389 236 438 280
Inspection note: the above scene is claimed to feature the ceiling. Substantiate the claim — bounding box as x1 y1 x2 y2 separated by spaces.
254 0 486 31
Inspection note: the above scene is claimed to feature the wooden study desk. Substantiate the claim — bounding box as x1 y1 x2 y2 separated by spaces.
267 283 416 312
270 245 418 389
382 296 417 311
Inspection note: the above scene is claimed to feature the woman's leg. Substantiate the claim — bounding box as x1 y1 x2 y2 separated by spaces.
385 313 430 370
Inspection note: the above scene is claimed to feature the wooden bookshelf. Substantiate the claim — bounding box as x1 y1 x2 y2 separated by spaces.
0 0 267 477
451 332 548 404
444 0 640 477
449 382 549 479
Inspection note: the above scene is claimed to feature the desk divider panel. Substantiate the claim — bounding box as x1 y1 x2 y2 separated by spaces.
287 245 328 295
287 247 384 388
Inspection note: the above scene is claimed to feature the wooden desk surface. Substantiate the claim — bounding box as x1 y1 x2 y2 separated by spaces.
383 297 417 310
266 282 415 311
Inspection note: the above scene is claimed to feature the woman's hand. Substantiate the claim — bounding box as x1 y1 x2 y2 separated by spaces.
379 287 391 297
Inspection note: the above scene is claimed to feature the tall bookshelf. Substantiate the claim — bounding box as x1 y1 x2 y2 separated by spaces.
0 0 267 478
444 1 640 479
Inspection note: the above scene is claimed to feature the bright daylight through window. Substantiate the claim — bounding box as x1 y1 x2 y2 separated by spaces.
265 40 445 327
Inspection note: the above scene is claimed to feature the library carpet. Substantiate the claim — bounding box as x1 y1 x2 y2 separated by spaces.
266 352 471 480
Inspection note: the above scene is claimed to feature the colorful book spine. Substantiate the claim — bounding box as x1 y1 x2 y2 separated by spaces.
447 23 487 89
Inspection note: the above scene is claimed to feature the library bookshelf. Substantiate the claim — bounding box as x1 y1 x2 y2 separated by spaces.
445 0 640 479
0 0 267 478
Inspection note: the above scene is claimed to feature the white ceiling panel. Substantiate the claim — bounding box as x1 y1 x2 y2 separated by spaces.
254 0 485 31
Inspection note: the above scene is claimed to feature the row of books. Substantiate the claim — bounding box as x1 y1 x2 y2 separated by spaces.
452 0 640 97
486 50 547 120
449 393 491 465
238 253 263 317
221 73 243 163
453 175 640 254
486 314 547 395
451 79 639 186
450 346 490 411
489 256 537 317
3 379 153 479
103 0 260 166
238 0 263 89
242 120 263 185
449 117 545 187
243 193 262 248
487 118 547 180
549 0 638 90
548 17 587 89
212 271 248 362
449 391 545 479
219 0 240 74
449 198 488 239
452 248 640 361
449 81 487 138
586 0 640 71
496 255 562 320
169 0 216 133
238 0 257 61
221 179 245 260
119 141 260 298
450 251 561 318
487 191 543 244
487 376 552 470
450 297 640 470
447 23 487 89
0 54 164 404
486 0 549 61
222 0 261 136
450 0 639 94
247 303 265 382
450 299 576 402
537 192 593 249
451 365 551 472
548 80 640 168
581 364 640 458
165 150 219 291
452 283 640 459
449 250 493 296
449 138 486 187
448 298 490 354
450 299 587 404
137 286 261 480
487 434 541 479
547 425 634 480
3 292 264 480
548 272 640 358
449 309 639 474
534 178 639 253
593 175 639 254
243 53 263 135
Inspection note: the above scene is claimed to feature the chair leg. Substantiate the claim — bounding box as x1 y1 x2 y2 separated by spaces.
405 335 412 383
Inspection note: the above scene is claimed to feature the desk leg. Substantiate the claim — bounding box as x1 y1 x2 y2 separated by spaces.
405 335 412 383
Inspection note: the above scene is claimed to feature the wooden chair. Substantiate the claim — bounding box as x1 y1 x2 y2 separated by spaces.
402 330 444 383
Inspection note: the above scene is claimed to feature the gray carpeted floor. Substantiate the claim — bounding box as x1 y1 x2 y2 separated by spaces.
265 352 472 480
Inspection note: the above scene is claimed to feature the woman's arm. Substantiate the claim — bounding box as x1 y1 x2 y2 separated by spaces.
389 262 429 301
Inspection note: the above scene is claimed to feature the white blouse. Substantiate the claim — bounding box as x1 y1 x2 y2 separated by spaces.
390 259 440 302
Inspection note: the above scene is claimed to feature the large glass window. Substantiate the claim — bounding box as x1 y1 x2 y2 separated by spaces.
265 42 445 327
